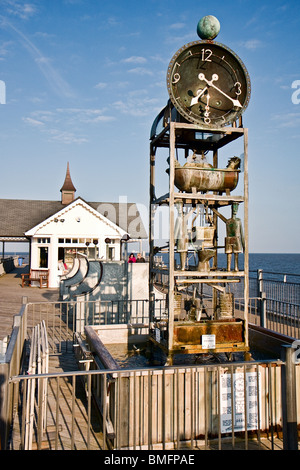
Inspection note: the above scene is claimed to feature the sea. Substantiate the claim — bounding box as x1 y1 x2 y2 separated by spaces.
160 252 300 282
4 251 300 283
1 251 299 362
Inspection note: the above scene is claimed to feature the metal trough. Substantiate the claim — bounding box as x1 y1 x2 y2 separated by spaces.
174 164 240 193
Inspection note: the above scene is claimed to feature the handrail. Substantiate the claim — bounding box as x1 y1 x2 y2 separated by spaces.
9 358 284 383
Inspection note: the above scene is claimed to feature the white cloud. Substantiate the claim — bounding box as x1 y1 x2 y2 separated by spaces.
113 91 160 117
128 67 153 76
22 107 116 143
0 41 14 58
3 0 37 20
48 129 88 145
3 20 74 99
271 111 300 128
122 56 147 64
94 82 107 90
31 110 56 122
241 39 264 50
115 81 130 89
55 107 115 123
169 23 186 30
22 117 44 126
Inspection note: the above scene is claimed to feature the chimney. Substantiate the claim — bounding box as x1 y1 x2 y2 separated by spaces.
60 162 76 204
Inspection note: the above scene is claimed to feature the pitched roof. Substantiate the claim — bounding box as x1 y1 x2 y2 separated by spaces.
0 198 147 239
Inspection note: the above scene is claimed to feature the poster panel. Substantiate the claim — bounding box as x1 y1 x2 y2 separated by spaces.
220 371 261 433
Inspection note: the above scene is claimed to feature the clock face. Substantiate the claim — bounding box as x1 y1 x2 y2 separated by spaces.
166 41 251 127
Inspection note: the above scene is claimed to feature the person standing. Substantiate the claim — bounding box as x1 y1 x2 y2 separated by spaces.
128 253 136 263
136 253 145 263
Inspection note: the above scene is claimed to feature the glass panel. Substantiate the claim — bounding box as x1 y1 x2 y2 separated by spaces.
39 247 48 268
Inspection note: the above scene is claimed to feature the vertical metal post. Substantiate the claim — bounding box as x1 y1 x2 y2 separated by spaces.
148 370 152 449
37 376 44 450
257 269 263 296
281 345 298 450
55 377 60 450
212 149 218 315
230 365 235 449
162 369 166 450
149 143 156 329
243 128 249 349
268 363 274 450
102 373 107 450
204 367 208 449
87 374 91 450
260 292 267 328
256 364 261 448
190 368 194 449
217 367 221 450
71 375 76 450
168 122 176 353
243 364 248 450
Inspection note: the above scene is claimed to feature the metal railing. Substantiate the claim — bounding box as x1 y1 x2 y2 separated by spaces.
1 292 300 450
7 346 300 451
255 269 300 302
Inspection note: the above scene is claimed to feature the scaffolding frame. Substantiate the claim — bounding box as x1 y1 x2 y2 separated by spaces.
149 115 249 363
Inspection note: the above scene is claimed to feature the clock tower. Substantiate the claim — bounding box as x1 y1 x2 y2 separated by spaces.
148 16 251 364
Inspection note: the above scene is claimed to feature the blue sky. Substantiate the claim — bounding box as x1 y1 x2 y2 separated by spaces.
0 0 299 253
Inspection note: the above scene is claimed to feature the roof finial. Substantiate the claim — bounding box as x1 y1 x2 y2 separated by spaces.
60 162 76 204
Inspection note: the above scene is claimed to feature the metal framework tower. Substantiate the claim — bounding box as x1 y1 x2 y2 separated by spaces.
149 110 249 364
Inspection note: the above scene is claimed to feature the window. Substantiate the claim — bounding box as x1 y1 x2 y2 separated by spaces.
37 238 50 244
39 247 48 268
107 246 115 261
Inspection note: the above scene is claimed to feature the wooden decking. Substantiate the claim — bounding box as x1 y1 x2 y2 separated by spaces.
9 352 107 450
0 264 59 341
1 265 107 450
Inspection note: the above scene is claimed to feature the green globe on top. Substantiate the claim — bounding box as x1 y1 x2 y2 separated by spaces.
197 15 220 40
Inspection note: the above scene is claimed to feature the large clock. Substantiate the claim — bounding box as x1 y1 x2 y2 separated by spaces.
166 41 251 127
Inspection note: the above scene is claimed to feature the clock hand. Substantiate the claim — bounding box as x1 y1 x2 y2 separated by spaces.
204 93 211 124
190 86 208 106
198 73 242 108
205 92 210 111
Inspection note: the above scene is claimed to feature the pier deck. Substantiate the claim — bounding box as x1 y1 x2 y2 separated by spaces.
1 265 106 450
0 264 59 341
9 351 107 450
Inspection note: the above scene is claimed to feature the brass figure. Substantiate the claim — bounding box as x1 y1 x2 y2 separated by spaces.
225 203 244 271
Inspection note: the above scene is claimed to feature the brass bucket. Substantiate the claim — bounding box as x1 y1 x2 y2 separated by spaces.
218 293 234 319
